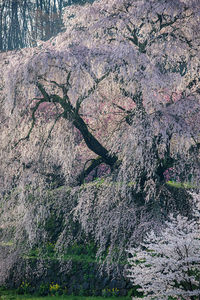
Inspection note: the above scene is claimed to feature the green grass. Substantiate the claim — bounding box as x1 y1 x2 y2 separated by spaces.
0 291 131 300
0 297 129 300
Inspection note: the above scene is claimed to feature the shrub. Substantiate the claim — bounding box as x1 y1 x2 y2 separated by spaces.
37 283 49 296
49 282 61 296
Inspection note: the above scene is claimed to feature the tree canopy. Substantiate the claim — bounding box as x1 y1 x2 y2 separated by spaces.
1 0 199 192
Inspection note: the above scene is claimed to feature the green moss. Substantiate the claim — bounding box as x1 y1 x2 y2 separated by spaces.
97 246 127 265
166 181 199 189
24 242 57 260
80 178 136 190
81 178 199 191
63 254 95 263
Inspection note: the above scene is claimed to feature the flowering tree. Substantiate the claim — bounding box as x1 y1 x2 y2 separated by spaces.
127 213 200 300
0 0 199 190
0 0 200 290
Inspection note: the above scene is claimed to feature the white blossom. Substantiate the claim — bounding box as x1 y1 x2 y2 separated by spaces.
127 211 200 299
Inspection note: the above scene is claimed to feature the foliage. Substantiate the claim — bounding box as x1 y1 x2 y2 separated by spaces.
17 281 31 295
36 283 49 296
127 210 200 299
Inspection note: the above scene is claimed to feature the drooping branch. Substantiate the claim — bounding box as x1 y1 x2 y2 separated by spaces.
14 98 46 147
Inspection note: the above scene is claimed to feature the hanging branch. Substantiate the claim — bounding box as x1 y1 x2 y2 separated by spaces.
77 157 104 184
39 112 63 155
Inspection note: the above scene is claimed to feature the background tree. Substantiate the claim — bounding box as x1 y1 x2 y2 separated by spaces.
0 0 95 52
0 0 64 51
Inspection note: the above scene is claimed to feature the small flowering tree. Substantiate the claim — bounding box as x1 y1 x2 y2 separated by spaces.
127 213 200 300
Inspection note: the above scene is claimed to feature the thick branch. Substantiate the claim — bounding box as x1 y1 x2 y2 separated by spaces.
73 114 117 166
36 82 119 177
